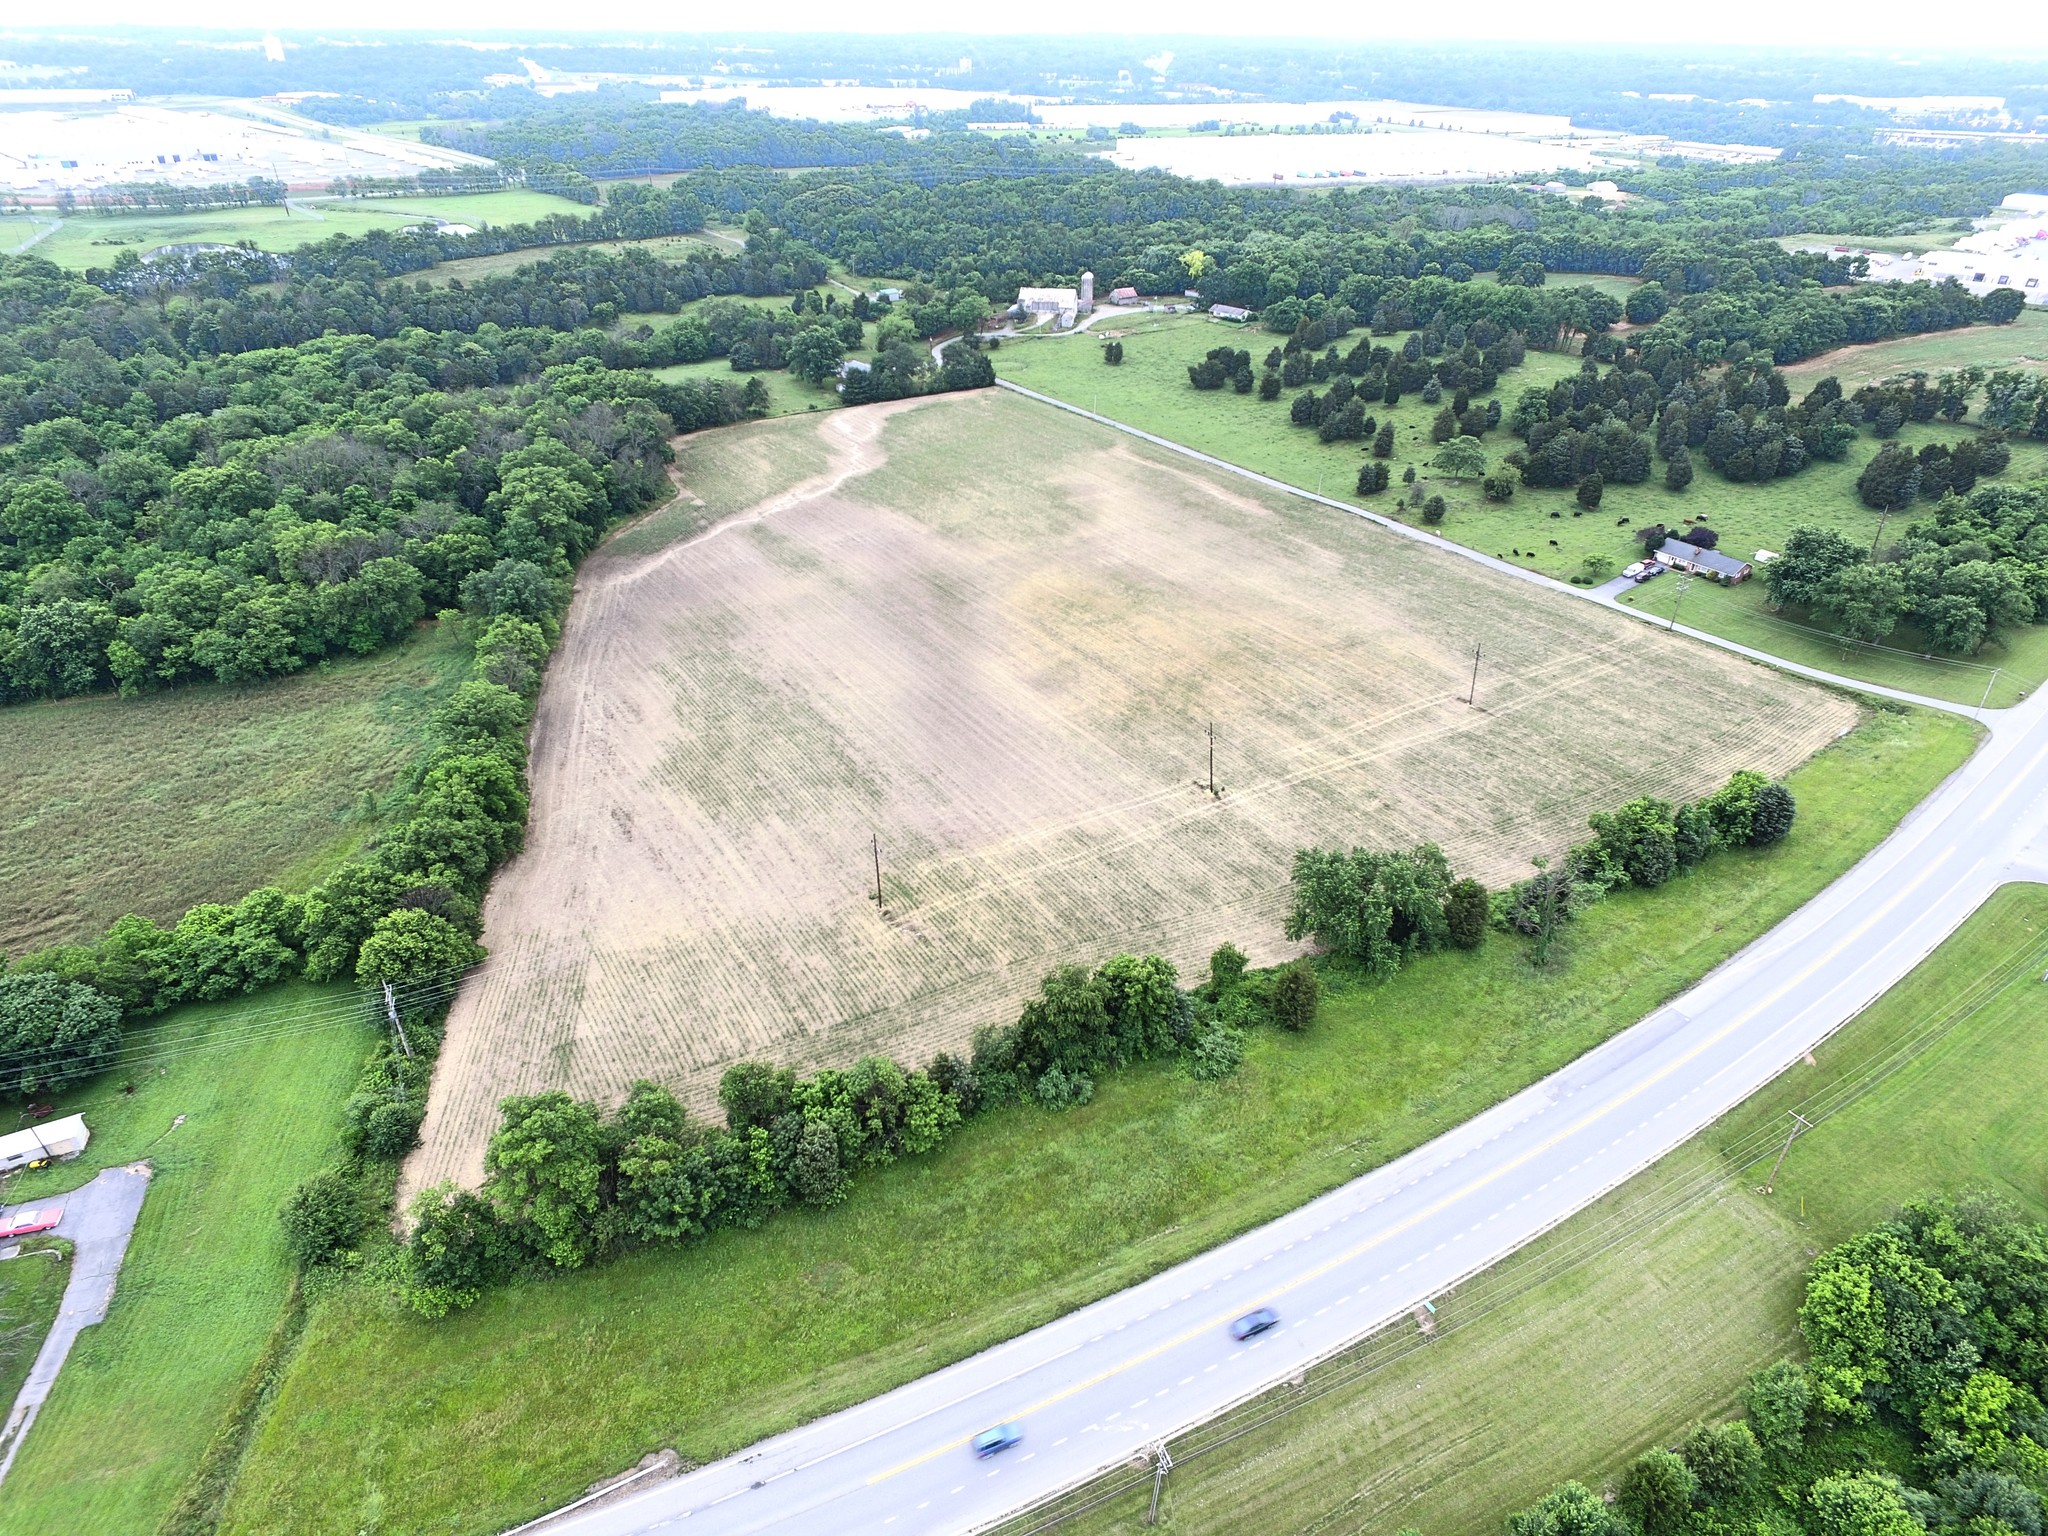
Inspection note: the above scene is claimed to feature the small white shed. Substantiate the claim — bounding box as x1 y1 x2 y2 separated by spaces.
0 1114 90 1173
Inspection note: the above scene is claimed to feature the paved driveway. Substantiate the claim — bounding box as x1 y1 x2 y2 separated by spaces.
0 1162 152 1486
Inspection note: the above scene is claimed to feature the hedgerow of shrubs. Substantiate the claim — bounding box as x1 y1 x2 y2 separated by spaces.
390 942 1319 1316
1285 768 1795 980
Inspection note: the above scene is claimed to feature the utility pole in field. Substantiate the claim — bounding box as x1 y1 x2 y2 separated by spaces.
1762 1112 1813 1195
870 832 884 911
382 981 413 1061
1194 722 1223 799
1463 643 1483 706
1667 573 1693 633
1146 1444 1173 1526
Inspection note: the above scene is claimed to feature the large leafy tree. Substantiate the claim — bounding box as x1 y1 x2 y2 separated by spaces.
1285 843 1454 977
484 1091 608 1269
0 973 122 1097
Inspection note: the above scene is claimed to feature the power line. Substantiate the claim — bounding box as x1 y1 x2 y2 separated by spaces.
993 922 2048 1535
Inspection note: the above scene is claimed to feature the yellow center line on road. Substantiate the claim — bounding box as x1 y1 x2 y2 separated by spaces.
865 755 2024 1489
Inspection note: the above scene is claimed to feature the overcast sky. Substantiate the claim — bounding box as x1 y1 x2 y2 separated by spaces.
45 0 1960 51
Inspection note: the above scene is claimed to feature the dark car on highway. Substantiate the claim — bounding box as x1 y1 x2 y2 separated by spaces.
1230 1307 1280 1340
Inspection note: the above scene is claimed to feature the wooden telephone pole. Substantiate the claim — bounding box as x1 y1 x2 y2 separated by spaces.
1194 722 1223 799
1762 1112 1813 1195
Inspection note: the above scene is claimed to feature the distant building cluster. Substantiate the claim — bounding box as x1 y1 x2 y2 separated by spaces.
0 101 491 200
1012 271 1094 328
1838 194 2048 307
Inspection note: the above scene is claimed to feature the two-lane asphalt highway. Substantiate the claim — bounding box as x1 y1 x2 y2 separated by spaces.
524 387 2048 1536
537 663 2048 1536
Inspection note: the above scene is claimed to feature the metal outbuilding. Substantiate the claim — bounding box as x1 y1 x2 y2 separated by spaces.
0 1114 91 1174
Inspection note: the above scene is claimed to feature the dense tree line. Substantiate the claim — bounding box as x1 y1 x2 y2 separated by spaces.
63 177 288 216
1499 770 1795 964
1616 145 2048 241
373 941 1316 1316
1288 769 1794 978
1766 485 2048 654
421 99 965 178
0 318 704 705
1510 1193 2048 1536
73 234 824 361
1506 351 2024 508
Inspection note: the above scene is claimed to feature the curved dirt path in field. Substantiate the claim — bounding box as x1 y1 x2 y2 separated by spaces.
403 402 930 1201
406 391 1856 1198
606 399 935 587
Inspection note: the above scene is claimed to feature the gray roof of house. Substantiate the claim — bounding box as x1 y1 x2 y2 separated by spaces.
1659 538 1750 578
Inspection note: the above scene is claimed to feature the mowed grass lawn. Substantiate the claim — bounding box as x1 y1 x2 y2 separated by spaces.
213 705 1976 1536
0 619 470 957
0 984 371 1536
1777 307 2048 392
994 312 2048 707
1025 881 2048 1536
1616 576 2048 709
0 1239 72 1419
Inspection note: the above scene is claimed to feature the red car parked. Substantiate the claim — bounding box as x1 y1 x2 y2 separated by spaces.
0 1206 63 1239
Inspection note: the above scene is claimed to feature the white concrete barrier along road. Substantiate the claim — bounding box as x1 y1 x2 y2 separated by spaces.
531 392 2048 1536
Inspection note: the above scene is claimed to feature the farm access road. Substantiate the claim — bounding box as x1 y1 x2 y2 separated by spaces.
532 391 2048 1536
0 1163 151 1488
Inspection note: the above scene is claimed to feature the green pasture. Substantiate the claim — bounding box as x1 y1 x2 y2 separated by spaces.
1778 308 2048 390
213 706 1975 1536
0 214 56 255
311 190 593 227
1016 880 2048 1536
24 190 595 270
0 984 371 1536
991 310 2048 706
648 357 842 417
420 231 729 285
0 618 470 958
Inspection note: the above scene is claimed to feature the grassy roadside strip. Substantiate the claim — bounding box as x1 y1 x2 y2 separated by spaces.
211 703 1976 1536
997 882 2048 1536
154 1281 308 1536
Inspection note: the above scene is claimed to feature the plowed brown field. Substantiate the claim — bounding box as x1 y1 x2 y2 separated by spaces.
408 390 1857 1190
